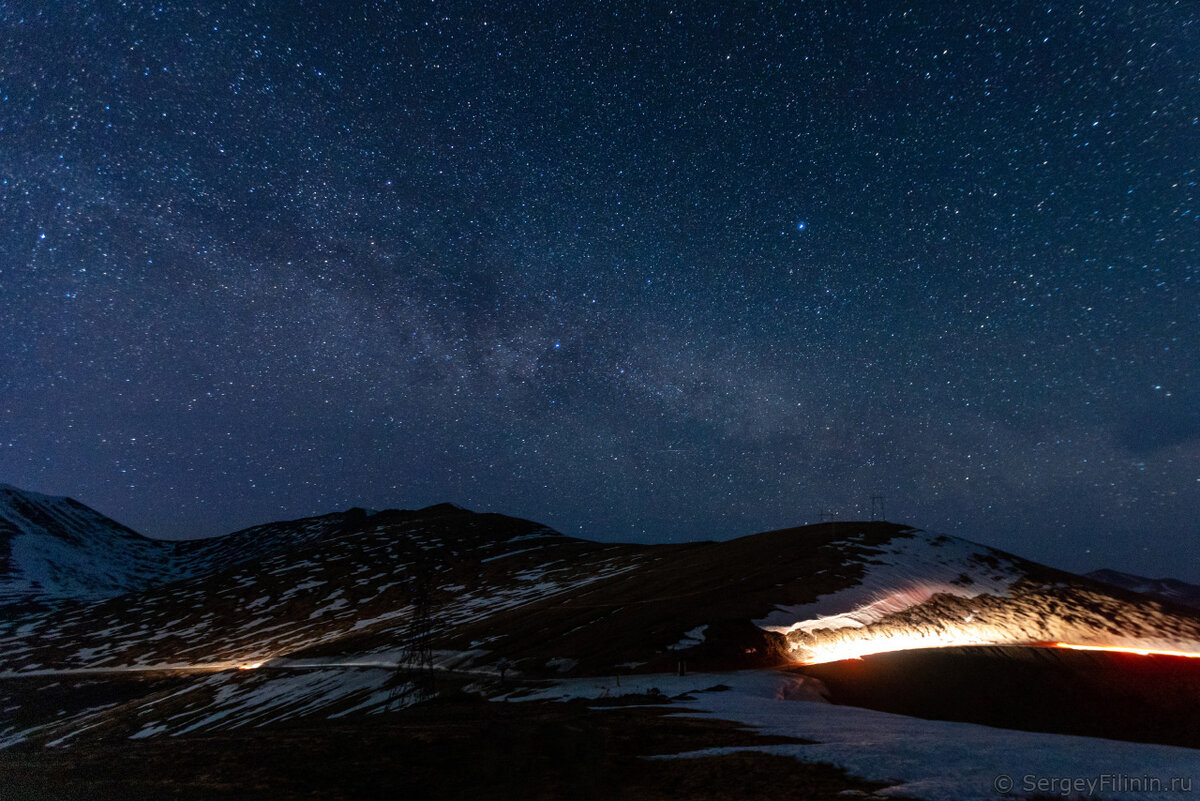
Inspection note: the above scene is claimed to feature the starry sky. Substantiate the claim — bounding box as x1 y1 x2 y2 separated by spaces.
1 1 1196 578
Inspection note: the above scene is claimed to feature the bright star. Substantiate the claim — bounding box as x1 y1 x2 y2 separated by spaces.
796 221 807 231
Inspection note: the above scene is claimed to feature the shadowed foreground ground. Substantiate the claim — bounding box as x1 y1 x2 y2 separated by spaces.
0 693 916 801
798 645 1200 749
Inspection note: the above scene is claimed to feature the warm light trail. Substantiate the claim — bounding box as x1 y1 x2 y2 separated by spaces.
779 595 1200 666
1052 642 1200 659
792 621 1017 665
795 637 1200 665
796 634 1006 664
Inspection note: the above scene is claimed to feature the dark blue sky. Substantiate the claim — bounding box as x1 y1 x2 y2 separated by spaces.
1 2 1196 579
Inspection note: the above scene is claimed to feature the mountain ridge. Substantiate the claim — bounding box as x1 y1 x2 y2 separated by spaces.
0 483 174 605
5 483 1200 753
1086 568 1200 610
0 482 508 607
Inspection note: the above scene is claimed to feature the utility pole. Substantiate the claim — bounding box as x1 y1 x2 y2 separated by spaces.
393 563 437 703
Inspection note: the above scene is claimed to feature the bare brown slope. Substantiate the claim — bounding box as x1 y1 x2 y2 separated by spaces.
421 521 906 675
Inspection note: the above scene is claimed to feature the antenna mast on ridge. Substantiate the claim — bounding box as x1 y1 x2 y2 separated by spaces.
870 495 886 520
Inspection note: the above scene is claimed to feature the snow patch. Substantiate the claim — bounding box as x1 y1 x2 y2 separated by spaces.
667 625 708 651
755 532 1021 636
544 657 577 673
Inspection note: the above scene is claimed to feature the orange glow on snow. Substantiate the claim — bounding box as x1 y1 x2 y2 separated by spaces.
793 623 1014 665
237 661 264 670
1051 642 1200 659
794 635 1200 665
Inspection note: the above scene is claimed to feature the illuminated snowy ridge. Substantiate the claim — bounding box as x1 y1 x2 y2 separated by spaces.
755 529 1200 665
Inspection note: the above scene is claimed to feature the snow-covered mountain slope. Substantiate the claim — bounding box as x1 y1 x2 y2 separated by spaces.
168 506 388 576
0 483 443 608
9 516 1200 678
0 666 415 748
0 484 177 605
6 512 1200 750
1086 568 1200 610
0 505 600 674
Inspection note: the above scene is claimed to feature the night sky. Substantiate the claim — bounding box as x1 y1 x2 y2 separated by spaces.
2 2 1196 579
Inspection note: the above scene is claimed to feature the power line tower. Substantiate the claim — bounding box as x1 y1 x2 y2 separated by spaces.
393 564 437 703
870 495 886 520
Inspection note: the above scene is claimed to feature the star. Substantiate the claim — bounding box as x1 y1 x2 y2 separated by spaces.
0 0 1193 580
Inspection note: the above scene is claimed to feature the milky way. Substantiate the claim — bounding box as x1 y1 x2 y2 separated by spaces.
1 2 1196 578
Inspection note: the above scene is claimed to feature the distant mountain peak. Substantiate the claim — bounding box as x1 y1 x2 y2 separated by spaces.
0 485 528 608
1086 568 1200 610
417 501 470 515
0 482 74 504
0 483 172 605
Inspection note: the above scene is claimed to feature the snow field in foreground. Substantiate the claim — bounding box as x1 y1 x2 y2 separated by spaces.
510 670 1200 801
